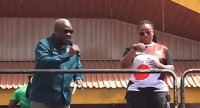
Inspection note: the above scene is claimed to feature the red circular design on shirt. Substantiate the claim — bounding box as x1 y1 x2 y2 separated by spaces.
134 64 150 80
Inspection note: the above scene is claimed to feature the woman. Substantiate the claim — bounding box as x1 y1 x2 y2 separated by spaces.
121 20 174 108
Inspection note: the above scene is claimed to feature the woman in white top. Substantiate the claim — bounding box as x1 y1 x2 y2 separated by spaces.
121 20 174 108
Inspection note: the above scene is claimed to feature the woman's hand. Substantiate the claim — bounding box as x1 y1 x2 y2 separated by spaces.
133 43 145 52
149 60 164 69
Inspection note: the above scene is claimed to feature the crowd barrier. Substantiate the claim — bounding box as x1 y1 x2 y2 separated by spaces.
0 69 178 108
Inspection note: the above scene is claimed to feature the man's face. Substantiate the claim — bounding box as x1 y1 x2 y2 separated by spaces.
55 22 74 46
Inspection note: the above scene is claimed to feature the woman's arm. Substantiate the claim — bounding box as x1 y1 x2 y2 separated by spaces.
149 49 174 71
120 47 136 68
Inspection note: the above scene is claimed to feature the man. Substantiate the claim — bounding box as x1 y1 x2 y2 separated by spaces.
30 18 83 108
8 84 30 108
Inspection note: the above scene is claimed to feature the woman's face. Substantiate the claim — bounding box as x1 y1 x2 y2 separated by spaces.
138 24 154 44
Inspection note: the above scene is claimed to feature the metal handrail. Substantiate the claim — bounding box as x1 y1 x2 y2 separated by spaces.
0 69 178 108
180 69 200 108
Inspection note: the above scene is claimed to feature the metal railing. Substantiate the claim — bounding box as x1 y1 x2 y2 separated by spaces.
180 69 200 108
0 69 178 108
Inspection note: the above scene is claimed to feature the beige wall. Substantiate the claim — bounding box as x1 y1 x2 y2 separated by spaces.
0 18 199 61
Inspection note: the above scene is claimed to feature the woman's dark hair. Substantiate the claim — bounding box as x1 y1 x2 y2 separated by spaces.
137 20 154 30
153 32 157 43
137 20 157 43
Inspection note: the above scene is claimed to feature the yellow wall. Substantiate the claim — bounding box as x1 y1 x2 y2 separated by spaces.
1 88 200 105
171 0 200 13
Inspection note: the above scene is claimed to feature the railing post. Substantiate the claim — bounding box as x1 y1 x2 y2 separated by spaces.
173 74 178 108
180 69 200 108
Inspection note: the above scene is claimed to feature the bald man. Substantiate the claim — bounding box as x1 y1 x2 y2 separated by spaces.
30 19 84 108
